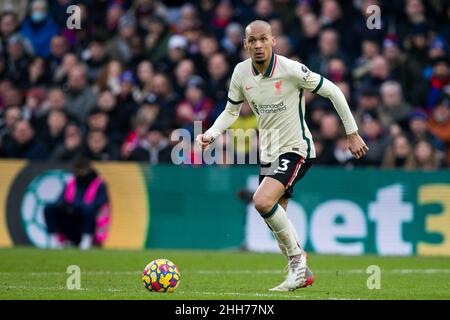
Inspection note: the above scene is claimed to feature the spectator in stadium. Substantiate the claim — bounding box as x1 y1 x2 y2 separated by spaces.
428 96 450 165
307 97 332 133
408 139 446 170
397 0 429 41
193 34 220 78
38 109 68 155
327 133 357 168
353 38 380 81
93 59 123 95
50 123 84 161
273 0 297 32
132 0 168 35
143 15 172 65
60 3 96 54
358 111 390 166
381 134 415 169
135 60 155 102
141 93 170 133
274 35 292 58
95 90 120 134
105 3 125 34
0 11 31 60
295 12 320 63
52 52 79 86
116 71 139 138
176 75 215 134
221 22 244 58
315 113 341 165
128 34 146 79
25 56 49 89
308 28 348 75
326 57 349 83
210 0 236 40
0 1 27 22
47 35 68 76
408 109 445 152
156 34 189 74
37 87 66 122
176 2 201 34
441 4 450 45
382 35 406 81
83 129 118 161
20 0 59 58
0 119 48 159
268 17 284 38
379 81 412 130
22 87 46 125
318 0 345 34
206 52 230 108
347 0 386 59
48 0 75 28
82 37 109 84
4 34 30 88
64 64 97 123
1 84 23 109
106 15 137 65
121 107 152 159
402 24 430 106
354 85 383 128
359 55 392 93
0 105 21 148
172 58 196 98
128 124 172 164
149 73 178 128
427 57 449 110
253 0 277 22
85 107 109 133
44 156 110 249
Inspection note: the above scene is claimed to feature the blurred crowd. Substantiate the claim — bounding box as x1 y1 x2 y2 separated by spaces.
0 0 449 170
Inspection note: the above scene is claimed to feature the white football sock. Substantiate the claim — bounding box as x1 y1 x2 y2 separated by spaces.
79 234 93 250
278 219 301 257
263 204 303 257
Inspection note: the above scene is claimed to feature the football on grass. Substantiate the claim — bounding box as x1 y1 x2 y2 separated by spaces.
142 258 181 293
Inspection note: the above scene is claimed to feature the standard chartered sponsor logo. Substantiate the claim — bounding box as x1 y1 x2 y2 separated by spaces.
252 101 287 114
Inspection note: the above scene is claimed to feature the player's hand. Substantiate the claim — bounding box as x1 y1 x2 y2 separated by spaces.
196 133 214 150
347 132 369 159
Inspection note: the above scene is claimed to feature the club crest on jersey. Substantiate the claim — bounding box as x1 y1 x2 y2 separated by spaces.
275 80 282 95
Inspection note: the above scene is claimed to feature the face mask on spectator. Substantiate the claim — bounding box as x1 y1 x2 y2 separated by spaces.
31 11 46 23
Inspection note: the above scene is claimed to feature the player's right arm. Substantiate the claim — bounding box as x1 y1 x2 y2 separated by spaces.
196 65 244 149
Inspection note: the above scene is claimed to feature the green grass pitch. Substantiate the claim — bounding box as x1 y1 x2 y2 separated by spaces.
0 248 449 300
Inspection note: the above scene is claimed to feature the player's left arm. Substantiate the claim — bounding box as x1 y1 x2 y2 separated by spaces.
295 62 369 159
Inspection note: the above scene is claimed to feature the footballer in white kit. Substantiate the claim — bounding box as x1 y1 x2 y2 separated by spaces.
197 20 368 292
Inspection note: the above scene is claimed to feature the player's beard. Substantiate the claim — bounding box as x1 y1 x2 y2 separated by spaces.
254 51 267 65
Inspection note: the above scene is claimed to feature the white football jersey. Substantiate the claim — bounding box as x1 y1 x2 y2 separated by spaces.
208 53 358 163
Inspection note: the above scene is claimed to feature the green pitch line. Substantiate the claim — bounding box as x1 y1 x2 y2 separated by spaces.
0 248 449 300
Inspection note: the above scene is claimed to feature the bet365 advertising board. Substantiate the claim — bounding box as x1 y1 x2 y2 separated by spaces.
0 160 449 256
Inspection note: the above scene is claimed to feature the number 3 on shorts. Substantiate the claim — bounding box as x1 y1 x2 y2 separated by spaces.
274 159 290 174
